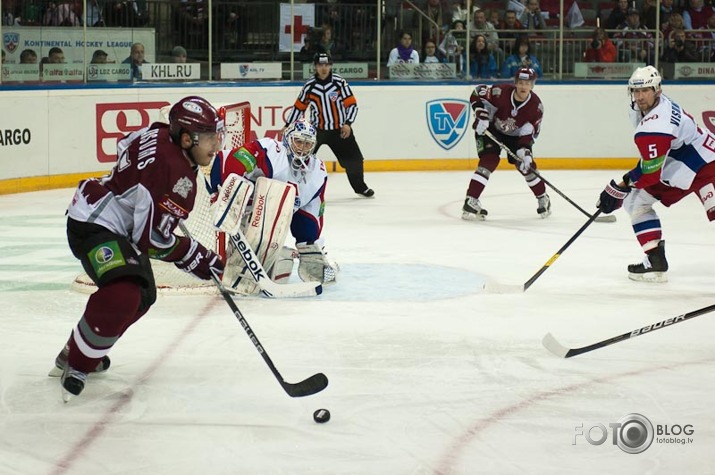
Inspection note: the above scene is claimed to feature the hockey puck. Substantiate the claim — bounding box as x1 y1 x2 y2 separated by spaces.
313 408 330 423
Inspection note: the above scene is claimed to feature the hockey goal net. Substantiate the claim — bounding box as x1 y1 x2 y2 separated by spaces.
71 101 251 295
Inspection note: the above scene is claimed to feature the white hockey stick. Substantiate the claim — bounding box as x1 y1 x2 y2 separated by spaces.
211 174 322 298
227 229 323 298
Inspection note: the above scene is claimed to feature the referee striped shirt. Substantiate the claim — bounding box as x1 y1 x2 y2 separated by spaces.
286 72 358 131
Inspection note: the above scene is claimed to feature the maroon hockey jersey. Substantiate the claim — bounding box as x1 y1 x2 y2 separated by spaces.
470 83 544 149
67 123 198 260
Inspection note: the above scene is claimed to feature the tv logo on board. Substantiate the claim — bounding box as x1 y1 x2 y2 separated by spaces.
95 101 169 163
426 99 469 150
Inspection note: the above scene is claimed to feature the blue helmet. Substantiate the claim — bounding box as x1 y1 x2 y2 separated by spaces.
283 118 317 173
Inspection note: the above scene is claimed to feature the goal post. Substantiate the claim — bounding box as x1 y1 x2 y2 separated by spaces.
71 101 252 295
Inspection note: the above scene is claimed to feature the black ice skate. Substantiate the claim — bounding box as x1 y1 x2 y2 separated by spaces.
357 188 375 198
628 241 668 282
48 342 110 377
61 365 88 402
462 197 488 221
536 193 551 218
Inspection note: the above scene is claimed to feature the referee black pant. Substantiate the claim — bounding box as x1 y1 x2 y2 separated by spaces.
316 128 369 194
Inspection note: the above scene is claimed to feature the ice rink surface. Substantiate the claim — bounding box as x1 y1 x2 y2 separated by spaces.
1 170 714 475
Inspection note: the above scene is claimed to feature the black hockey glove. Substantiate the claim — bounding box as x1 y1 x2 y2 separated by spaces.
597 180 630 214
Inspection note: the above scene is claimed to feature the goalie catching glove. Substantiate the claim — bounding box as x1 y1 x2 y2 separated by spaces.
297 242 339 285
173 236 224 280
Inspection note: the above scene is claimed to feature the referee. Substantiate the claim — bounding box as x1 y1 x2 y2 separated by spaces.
285 52 374 198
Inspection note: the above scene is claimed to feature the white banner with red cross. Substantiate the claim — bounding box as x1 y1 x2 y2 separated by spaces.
278 3 315 53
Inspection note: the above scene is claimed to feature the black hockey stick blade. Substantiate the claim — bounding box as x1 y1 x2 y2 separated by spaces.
522 211 601 292
282 372 329 397
542 303 715 358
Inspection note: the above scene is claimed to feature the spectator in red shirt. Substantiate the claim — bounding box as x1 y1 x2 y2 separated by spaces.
583 27 617 62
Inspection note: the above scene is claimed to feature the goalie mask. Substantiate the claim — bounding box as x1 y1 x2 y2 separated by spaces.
283 119 317 174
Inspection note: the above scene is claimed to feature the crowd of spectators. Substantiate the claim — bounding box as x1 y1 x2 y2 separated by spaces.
1 1 147 27
598 0 714 64
383 0 715 78
2 0 714 81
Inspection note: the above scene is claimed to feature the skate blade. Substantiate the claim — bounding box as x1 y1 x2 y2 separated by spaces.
628 271 668 283
461 211 486 221
61 387 74 403
48 366 62 377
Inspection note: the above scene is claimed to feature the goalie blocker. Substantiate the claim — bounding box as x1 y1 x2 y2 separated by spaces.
216 174 339 295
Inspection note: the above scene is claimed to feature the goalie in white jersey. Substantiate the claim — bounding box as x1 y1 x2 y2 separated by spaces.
597 66 715 282
208 118 338 294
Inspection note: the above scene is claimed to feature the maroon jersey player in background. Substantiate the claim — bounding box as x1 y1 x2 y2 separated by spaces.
461 67 550 220
52 96 226 401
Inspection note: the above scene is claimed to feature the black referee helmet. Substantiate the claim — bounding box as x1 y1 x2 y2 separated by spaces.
313 52 332 65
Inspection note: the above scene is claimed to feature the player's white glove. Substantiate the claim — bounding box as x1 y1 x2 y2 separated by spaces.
473 107 489 136
296 242 339 285
516 148 533 174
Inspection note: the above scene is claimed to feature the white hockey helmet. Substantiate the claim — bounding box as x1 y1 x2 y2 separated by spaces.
628 66 661 94
283 118 317 173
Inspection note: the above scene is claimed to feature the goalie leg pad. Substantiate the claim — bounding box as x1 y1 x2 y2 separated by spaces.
269 246 299 283
224 177 295 293
213 173 255 236
297 242 339 285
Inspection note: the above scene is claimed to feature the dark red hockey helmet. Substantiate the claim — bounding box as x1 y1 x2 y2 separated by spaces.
514 67 537 83
168 96 224 143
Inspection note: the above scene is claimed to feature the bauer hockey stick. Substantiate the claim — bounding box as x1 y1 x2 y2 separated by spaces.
179 223 329 397
542 303 715 358
522 210 601 291
484 130 616 224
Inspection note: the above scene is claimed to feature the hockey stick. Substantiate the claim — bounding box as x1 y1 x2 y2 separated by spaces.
227 231 323 298
542 303 715 358
523 210 601 291
179 223 329 397
484 130 616 223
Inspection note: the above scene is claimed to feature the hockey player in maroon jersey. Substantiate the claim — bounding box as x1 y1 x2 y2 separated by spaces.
462 67 550 220
52 96 226 401
597 66 715 282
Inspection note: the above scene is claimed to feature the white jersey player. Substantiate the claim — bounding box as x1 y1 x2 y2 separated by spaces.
597 65 715 282
209 118 338 292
